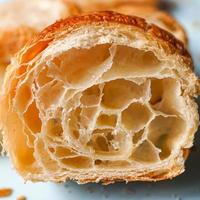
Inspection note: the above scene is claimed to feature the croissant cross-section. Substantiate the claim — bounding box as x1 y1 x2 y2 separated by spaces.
0 12 199 184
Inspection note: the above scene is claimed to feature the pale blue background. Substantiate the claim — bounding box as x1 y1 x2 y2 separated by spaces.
0 0 200 199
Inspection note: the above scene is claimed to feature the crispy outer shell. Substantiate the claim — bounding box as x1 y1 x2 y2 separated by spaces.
27 11 189 59
74 2 187 45
109 4 188 44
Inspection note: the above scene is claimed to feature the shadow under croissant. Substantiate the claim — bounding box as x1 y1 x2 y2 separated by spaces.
60 97 200 199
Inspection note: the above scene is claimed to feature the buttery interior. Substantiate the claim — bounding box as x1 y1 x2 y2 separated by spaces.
12 44 188 173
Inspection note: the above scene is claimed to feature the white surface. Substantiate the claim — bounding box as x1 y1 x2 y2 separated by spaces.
0 0 200 199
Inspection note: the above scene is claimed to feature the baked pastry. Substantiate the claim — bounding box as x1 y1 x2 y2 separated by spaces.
0 12 199 184
0 0 80 68
110 4 188 44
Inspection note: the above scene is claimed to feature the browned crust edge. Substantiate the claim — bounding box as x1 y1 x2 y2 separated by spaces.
106 3 188 45
28 11 190 59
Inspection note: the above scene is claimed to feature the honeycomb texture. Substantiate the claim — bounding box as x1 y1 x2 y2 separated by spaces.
16 46 185 166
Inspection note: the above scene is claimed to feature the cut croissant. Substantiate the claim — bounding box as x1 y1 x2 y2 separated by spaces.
0 0 80 68
0 12 199 184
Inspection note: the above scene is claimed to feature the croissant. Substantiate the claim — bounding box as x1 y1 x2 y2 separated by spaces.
0 12 199 184
0 0 80 69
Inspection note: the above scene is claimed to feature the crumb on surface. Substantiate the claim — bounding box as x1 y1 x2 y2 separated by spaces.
17 195 26 200
0 188 13 197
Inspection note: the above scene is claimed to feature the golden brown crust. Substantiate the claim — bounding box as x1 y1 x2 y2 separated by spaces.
63 1 188 45
107 4 188 44
155 12 188 44
26 11 190 62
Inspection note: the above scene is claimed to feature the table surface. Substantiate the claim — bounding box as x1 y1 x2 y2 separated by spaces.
1 0 200 199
